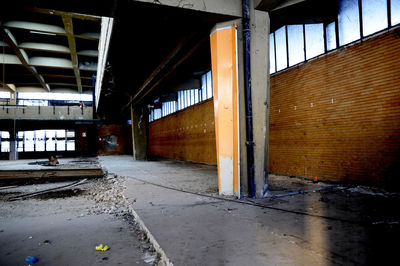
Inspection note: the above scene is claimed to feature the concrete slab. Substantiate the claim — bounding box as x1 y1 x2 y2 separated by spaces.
100 155 399 265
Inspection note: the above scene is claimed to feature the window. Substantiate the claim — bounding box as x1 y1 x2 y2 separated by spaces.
391 0 400 25
18 132 24 152
202 74 207 100
0 92 10 99
66 130 75 151
269 0 395 74
0 131 10 152
46 130 56 151
206 71 213 99
287 25 304 66
362 0 388 36
305 24 324 59
56 130 66 151
148 70 213 122
326 22 337 51
338 0 361 45
275 26 287 71
269 33 276 73
36 130 46 152
24 131 35 152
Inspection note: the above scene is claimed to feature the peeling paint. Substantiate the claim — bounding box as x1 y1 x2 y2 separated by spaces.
219 156 233 196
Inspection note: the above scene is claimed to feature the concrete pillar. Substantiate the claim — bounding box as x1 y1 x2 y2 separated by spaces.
9 120 18 160
210 20 241 197
131 103 148 160
249 7 270 197
216 7 270 198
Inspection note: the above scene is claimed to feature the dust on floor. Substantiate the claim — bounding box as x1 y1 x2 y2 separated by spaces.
0 175 161 266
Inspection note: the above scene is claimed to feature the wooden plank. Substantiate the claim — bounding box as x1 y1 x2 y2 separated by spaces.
0 168 104 180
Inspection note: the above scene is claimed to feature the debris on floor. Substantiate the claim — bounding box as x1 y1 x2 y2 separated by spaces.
0 173 162 266
95 244 110 251
25 256 38 264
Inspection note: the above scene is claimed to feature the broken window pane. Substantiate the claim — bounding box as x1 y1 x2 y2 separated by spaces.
269 33 276 73
392 0 400 25
362 0 388 36
326 22 337 51
338 0 361 45
305 24 324 59
275 26 287 71
287 25 304 66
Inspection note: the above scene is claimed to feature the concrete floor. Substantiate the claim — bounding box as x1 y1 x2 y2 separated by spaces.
0 176 158 266
100 155 400 266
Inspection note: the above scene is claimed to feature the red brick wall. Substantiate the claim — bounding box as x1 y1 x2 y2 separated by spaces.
269 28 400 189
149 99 217 165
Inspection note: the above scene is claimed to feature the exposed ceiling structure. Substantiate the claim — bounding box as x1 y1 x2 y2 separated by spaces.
0 7 101 93
96 1 235 121
1 0 235 122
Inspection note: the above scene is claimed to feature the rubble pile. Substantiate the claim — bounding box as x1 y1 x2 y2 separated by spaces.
85 174 161 265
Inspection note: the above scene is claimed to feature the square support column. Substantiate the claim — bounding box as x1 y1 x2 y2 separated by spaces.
250 9 270 197
211 8 270 198
131 103 148 160
210 21 241 197
9 120 18 160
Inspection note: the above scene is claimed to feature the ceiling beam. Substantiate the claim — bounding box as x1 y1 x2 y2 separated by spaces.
25 7 101 22
255 0 307 11
0 81 15 92
62 15 82 93
3 23 99 41
0 27 50 91
26 74 93 80
13 82 92 88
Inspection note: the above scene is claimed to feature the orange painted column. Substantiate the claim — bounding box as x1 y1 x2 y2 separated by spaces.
210 24 240 197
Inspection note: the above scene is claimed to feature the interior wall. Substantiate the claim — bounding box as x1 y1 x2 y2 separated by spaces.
149 99 217 165
97 124 131 155
269 28 400 189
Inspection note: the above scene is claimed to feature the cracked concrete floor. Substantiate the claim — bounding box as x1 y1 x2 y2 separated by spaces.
100 155 400 266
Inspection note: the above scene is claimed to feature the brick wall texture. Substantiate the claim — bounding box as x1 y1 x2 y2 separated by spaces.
269 28 400 189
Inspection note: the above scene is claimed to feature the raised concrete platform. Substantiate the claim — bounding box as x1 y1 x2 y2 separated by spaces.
0 158 103 181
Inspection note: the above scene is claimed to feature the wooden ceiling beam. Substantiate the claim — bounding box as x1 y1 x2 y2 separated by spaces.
62 15 82 93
